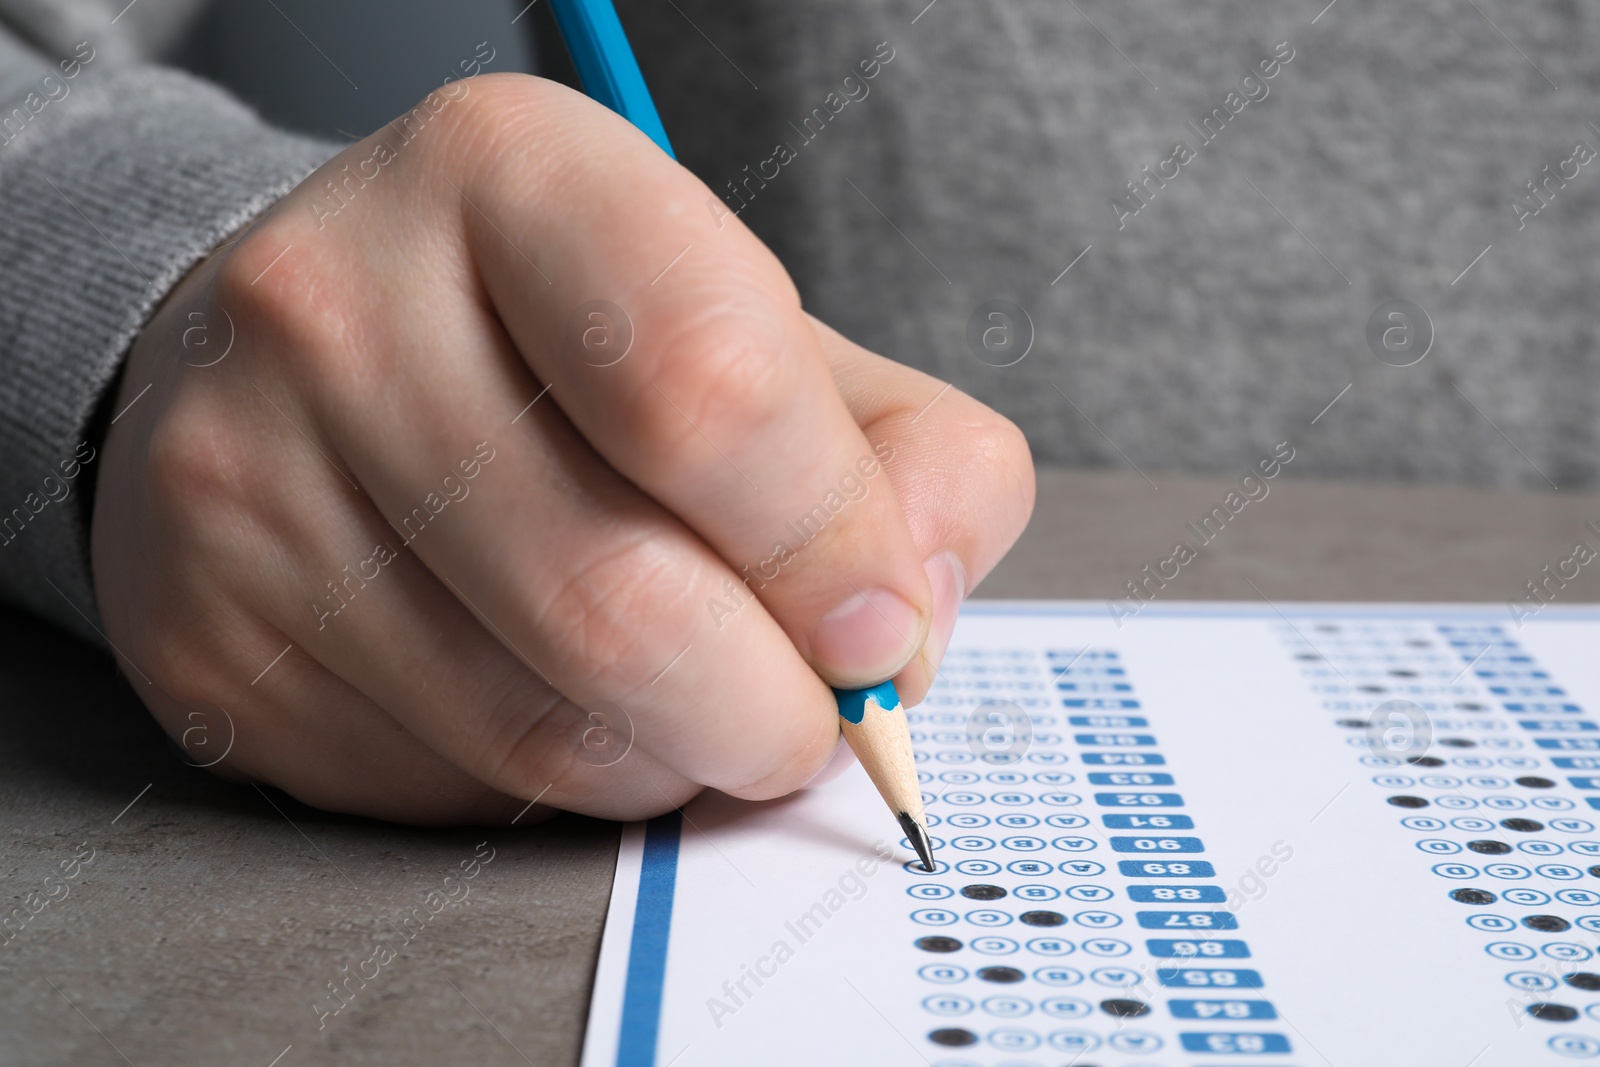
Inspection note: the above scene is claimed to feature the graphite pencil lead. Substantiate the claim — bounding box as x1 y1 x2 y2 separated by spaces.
898 810 935 871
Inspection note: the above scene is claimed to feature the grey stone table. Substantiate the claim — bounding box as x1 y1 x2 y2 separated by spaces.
5 467 1599 1066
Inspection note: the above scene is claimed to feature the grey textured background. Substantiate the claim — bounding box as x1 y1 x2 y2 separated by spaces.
621 0 1600 488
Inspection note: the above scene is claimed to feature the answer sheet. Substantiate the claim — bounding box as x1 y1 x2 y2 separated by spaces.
581 602 1600 1066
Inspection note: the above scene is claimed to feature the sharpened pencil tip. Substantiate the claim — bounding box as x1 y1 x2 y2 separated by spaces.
898 811 935 871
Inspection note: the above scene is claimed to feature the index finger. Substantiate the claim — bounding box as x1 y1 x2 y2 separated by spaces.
460 77 933 687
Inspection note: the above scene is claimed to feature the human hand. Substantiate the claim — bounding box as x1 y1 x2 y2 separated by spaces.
91 73 1034 824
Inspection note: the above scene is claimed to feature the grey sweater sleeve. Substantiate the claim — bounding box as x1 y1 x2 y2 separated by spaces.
0 55 337 644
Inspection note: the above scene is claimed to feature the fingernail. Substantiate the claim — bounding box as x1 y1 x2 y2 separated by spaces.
811 586 926 687
920 550 966 679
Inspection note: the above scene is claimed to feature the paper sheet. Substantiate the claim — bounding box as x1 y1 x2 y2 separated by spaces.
581 602 1600 1066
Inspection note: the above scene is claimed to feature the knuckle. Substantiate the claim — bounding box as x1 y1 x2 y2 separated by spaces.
213 220 345 368
537 534 699 696
144 390 246 522
147 660 224 712
949 399 1037 521
482 685 583 794
484 689 695 820
634 314 793 476
446 72 556 140
975 407 1034 482
435 74 591 182
136 616 238 709
990 412 1037 520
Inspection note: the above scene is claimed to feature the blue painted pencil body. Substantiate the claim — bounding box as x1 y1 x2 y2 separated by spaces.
832 680 901 723
548 0 676 158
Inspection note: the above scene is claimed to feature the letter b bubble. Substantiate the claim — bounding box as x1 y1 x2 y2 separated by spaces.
1365 299 1433 367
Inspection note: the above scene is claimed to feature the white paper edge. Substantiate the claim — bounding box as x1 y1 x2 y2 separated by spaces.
578 820 647 1067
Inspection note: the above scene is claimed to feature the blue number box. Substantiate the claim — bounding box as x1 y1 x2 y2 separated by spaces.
1147 938 1250 958
1094 792 1185 807
1088 772 1175 785
1119 860 1215 877
1104 814 1195 829
1111 837 1205 853
1157 968 1263 988
1130 885 1227 903
1137 910 1239 930
1169 999 1277 1019
1082 753 1167 766
1179 1032 1291 1053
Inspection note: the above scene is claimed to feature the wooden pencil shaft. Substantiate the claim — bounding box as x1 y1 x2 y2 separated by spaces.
840 695 927 825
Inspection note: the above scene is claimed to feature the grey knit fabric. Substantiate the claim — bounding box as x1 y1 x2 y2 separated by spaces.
622 0 1600 492
0 0 207 62
0 60 335 642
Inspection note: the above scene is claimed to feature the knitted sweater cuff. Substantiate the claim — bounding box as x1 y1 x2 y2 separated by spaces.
0 63 338 644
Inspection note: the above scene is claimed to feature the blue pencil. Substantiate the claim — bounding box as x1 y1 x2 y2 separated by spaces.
547 0 675 158
546 1 934 871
